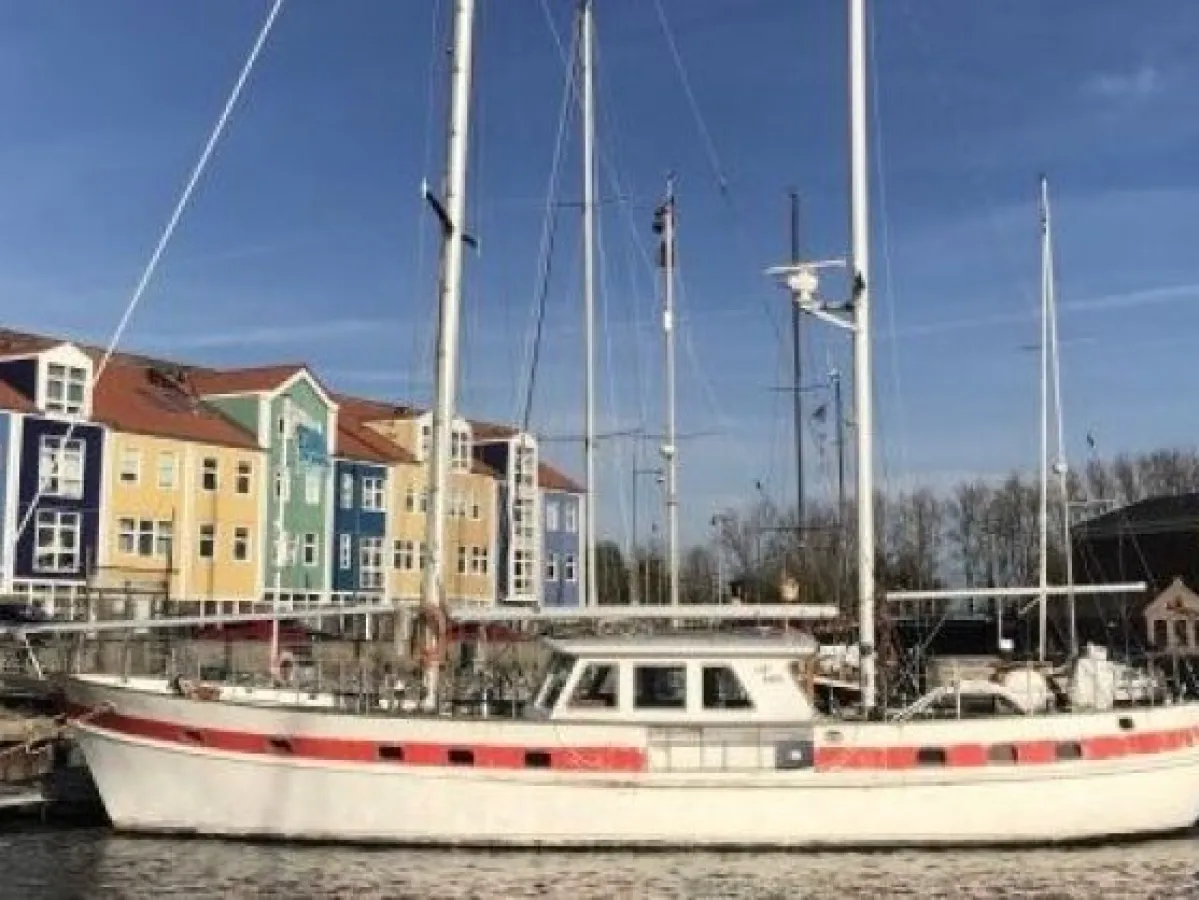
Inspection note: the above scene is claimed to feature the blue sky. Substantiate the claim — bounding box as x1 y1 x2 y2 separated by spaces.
0 1 1197 547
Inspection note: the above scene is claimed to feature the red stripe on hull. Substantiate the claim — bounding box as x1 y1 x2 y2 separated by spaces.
814 727 1199 771
70 705 647 773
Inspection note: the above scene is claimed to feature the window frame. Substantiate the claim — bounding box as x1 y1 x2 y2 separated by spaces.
235 460 253 495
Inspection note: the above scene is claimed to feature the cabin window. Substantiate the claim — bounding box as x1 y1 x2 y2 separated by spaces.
915 747 946 767
987 744 1018 764
447 748 474 766
634 665 687 710
702 666 753 710
377 745 405 762
570 664 618 709
524 750 552 769
537 653 577 711
1056 741 1083 762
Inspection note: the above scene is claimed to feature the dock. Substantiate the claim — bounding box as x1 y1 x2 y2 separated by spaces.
0 784 45 814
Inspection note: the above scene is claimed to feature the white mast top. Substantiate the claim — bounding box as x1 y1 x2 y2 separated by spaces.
420 0 476 704
1037 175 1051 661
849 0 877 711
580 0 598 608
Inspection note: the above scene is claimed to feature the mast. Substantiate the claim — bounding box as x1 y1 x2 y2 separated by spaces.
1041 175 1077 657
790 191 805 535
269 396 292 670
580 0 598 608
1037 175 1050 662
420 0 476 707
657 176 680 607
849 0 877 711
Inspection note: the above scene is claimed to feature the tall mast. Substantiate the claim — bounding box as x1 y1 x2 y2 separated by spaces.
849 0 877 711
1037 175 1051 661
790 191 805 535
420 0 475 707
1041 175 1076 657
580 0 598 608
657 176 680 607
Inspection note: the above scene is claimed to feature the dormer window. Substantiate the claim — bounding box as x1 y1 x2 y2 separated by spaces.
46 363 87 416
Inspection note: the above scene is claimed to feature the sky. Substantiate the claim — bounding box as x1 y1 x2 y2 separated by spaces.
0 1 1196 549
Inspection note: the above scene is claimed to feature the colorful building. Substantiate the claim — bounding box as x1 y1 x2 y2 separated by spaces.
91 361 265 616
539 462 584 607
473 423 541 605
0 340 105 617
339 398 498 608
192 366 337 609
331 417 407 604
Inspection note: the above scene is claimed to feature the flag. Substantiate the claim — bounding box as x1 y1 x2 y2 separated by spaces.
811 403 828 423
1086 431 1096 451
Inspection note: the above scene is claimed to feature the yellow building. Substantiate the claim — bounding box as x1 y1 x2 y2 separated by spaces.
338 399 497 607
93 362 266 614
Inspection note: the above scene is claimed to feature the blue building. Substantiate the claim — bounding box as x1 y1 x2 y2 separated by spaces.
331 419 393 603
0 339 105 616
539 463 583 608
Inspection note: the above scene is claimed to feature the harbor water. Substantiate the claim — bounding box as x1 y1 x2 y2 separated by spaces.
1 827 1198 898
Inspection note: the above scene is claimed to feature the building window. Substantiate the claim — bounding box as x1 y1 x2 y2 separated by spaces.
33 509 81 573
564 553 578 583
404 484 417 513
340 473 354 509
38 435 85 499
545 553 559 582
360 537 384 590
339 534 352 570
362 476 385 512
45 363 87 415
302 533 318 567
201 457 218 491
1174 619 1191 648
1153 619 1168 648
513 497 535 539
419 423 432 460
136 519 155 556
457 546 467 575
235 461 253 495
119 448 140 485
156 520 174 558
198 524 215 559
470 494 481 520
514 444 535 488
117 517 135 554
545 501 559 532
514 549 534 594
273 470 289 503
232 526 251 562
305 470 321 505
157 453 177 490
470 546 489 575
394 539 415 571
564 503 578 533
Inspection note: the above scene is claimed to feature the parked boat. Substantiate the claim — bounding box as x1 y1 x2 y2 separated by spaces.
64 0 1199 847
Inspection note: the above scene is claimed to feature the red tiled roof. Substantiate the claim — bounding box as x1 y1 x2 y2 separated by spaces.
334 393 421 423
189 364 307 396
539 461 584 493
0 329 60 358
0 380 34 413
470 419 519 440
336 418 414 465
93 363 261 450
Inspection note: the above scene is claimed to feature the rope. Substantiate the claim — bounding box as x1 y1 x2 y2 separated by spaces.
10 0 286 554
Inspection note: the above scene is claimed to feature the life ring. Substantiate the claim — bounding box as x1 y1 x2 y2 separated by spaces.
411 606 448 667
271 650 297 685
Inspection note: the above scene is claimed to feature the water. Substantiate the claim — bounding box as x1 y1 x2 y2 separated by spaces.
2 827 1198 898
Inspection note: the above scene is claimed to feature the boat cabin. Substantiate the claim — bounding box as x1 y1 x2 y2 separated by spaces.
528 634 821 723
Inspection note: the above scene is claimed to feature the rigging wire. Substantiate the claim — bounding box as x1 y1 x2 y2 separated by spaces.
10 0 286 553
518 3 580 431
869 0 910 495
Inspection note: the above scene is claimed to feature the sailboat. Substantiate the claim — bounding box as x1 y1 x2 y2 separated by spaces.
60 0 1199 846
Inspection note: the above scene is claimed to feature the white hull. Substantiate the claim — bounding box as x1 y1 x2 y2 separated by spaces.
68 676 1199 847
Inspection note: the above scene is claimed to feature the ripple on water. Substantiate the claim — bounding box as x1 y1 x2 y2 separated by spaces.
2 828 1199 899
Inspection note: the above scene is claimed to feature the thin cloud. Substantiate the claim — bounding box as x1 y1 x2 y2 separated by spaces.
883 282 1199 342
1084 64 1162 102
131 318 400 350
